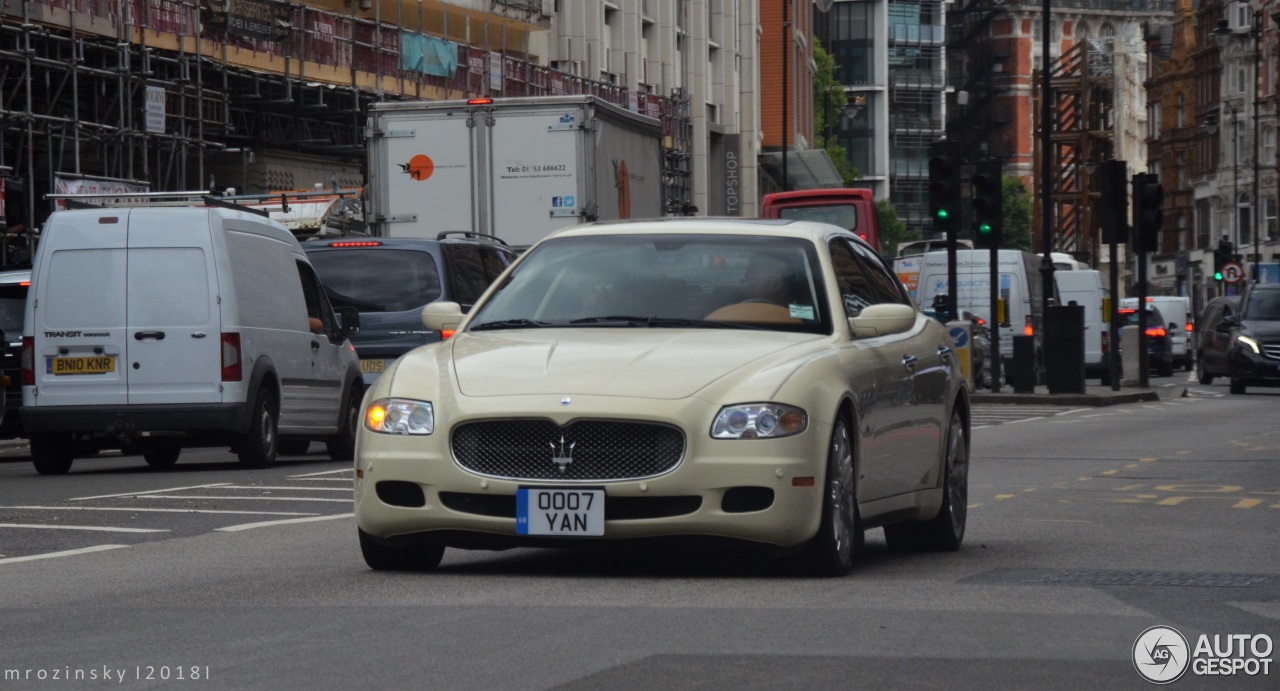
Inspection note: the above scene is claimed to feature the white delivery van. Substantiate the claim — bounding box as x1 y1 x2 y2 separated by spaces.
915 249 1048 380
21 204 364 475
1055 269 1110 383
1121 296 1193 371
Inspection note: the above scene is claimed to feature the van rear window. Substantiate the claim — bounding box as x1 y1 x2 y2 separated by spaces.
308 249 443 313
45 249 127 328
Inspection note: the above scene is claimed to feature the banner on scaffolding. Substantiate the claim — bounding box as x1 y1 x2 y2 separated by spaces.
202 0 292 43
399 32 459 78
53 176 151 209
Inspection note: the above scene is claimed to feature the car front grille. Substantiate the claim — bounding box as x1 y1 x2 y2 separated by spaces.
451 419 685 481
1262 342 1280 359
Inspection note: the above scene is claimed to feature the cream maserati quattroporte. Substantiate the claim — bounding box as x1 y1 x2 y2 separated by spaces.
353 219 971 576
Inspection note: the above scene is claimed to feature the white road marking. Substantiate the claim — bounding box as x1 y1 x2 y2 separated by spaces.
0 523 169 533
289 478 354 482
0 506 317 516
218 485 351 492
138 495 351 503
71 483 232 501
289 468 353 478
0 545 128 565
216 513 354 532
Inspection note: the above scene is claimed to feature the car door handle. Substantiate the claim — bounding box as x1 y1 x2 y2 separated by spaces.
937 345 952 362
134 331 166 341
902 354 919 371
311 340 321 351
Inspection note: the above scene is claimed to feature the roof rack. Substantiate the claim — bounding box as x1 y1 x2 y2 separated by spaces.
45 190 270 218
435 230 511 247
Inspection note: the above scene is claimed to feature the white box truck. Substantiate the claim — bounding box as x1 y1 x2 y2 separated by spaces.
365 95 664 248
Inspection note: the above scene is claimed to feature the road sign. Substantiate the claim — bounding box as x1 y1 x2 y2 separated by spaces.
1221 261 1245 284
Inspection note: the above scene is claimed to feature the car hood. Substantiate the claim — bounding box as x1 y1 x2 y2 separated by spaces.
1240 319 1280 339
447 329 824 399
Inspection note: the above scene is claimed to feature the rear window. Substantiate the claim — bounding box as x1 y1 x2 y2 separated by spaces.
0 282 26 336
308 248 443 313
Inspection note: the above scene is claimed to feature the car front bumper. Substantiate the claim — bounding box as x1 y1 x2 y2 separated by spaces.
1229 346 1280 385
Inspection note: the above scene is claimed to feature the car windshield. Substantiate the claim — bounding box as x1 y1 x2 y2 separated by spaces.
1119 308 1164 328
468 234 831 334
1243 289 1280 320
777 204 857 231
307 249 442 313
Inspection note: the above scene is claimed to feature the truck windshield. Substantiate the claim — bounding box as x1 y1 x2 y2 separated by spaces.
469 234 831 335
776 204 857 232
308 249 442 313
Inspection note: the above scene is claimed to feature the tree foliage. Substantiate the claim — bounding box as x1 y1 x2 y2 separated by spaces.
812 42 860 185
1001 176 1033 251
876 198 919 258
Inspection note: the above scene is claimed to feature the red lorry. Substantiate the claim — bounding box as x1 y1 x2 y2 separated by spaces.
760 188 881 252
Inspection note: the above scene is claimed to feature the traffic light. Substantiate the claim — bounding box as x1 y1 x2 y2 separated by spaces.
1213 239 1233 282
928 142 962 234
971 160 1003 248
1099 160 1129 245
1132 173 1164 254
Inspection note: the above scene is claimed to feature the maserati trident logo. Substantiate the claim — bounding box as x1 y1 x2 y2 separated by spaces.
550 435 575 474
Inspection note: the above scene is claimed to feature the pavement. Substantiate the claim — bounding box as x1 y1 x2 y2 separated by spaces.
971 380 1183 406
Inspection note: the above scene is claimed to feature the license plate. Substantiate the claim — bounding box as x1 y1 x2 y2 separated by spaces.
516 488 605 536
47 356 116 375
360 359 386 374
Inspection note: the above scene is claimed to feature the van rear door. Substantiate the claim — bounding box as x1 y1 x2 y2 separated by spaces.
124 209 222 404
32 210 130 407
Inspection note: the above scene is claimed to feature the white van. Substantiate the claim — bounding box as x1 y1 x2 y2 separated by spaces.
1054 269 1110 382
21 204 364 475
915 249 1048 379
1120 296 1192 371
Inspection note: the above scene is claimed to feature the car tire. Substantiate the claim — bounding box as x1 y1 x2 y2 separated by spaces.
31 434 75 475
1197 355 1214 385
884 407 968 552
358 528 445 571
327 382 363 463
1157 359 1173 378
278 440 311 457
1183 358 1193 372
1230 377 1246 394
797 416 861 577
237 388 279 469
142 439 181 468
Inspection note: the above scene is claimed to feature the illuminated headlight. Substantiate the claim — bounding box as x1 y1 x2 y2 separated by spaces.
365 398 435 435
711 403 807 439
1236 335 1261 354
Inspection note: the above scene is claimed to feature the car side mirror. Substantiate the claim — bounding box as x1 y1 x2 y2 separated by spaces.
422 301 464 332
1217 316 1237 331
849 303 917 338
1168 322 1177 332
335 306 360 337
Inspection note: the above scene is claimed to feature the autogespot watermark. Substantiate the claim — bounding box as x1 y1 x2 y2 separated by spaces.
1133 625 1273 684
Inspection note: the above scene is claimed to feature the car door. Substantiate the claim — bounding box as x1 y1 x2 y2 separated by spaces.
284 260 345 434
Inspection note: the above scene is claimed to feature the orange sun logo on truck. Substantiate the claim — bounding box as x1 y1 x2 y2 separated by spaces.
399 154 435 181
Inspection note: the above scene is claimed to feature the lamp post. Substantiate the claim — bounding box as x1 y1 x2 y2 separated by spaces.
1213 2 1266 282
781 0 791 192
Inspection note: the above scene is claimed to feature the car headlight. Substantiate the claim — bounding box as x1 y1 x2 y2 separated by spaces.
1236 335 1261 354
711 403 807 439
365 398 435 435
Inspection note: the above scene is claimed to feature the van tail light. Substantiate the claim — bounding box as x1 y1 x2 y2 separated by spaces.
1101 330 1109 355
1185 322 1193 332
21 336 34 385
1145 327 1167 338
221 333 243 382
1024 316 1034 337
440 329 456 340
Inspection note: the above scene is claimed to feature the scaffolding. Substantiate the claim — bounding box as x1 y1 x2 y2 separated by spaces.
0 0 691 249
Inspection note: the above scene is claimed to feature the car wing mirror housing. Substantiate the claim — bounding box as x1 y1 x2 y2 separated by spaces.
849 303 918 338
422 301 464 332
335 306 360 337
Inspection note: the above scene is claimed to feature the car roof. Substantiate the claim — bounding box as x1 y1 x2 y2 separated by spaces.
0 268 31 285
302 233 510 250
544 217 863 246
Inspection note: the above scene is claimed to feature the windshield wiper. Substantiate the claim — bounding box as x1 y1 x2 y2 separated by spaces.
570 316 761 330
469 318 550 331
568 315 651 326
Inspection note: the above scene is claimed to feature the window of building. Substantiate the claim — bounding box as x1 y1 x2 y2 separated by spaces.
1176 93 1185 128
1265 127 1276 163
1267 197 1278 241
1239 193 1252 245
1178 215 1188 252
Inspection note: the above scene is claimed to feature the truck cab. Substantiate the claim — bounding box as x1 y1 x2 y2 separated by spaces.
760 188 881 253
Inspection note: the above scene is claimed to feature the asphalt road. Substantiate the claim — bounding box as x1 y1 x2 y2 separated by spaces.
0 377 1276 690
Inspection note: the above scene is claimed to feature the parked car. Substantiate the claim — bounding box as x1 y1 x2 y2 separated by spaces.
303 233 517 385
1196 295 1242 385
1220 283 1280 394
354 218 971 577
0 268 26 439
1117 305 1174 377
22 204 363 475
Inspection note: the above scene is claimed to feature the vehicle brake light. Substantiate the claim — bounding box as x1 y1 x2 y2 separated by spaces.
329 241 382 248
441 329 455 340
21 336 33 386
221 333 243 382
1101 330 1109 354
467 97 494 105
975 316 986 326
1024 316 1033 337
1145 327 1166 338
1185 322 1193 332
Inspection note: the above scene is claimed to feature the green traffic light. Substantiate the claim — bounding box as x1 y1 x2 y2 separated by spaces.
977 222 992 235
1214 271 1224 281
936 209 950 220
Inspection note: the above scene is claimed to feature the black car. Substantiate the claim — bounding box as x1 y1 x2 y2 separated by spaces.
1219 283 1280 394
1196 294 1242 385
1117 304 1174 377
304 233 517 385
0 268 28 439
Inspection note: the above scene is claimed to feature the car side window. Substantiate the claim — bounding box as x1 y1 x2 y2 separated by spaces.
828 239 877 318
296 260 339 341
481 247 515 282
446 244 490 308
849 241 911 305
